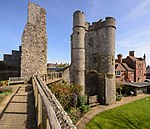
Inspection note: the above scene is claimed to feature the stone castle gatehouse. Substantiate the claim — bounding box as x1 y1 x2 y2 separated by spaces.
69 11 116 105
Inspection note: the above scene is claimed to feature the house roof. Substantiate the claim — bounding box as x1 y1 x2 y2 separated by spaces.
128 56 145 63
115 63 126 71
128 56 139 62
123 82 150 87
121 63 133 71
115 62 133 72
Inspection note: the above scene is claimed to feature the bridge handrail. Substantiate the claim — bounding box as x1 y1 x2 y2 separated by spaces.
47 72 63 80
33 76 61 129
37 76 76 129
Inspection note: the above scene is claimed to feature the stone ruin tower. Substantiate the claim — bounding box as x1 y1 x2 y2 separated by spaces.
70 11 86 95
70 11 116 105
21 2 47 81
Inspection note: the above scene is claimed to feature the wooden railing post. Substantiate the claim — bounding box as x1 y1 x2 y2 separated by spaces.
35 83 38 112
32 75 76 129
38 93 43 129
46 119 50 129
33 76 61 129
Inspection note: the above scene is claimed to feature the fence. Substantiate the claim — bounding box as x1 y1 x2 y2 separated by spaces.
32 75 76 129
47 72 63 80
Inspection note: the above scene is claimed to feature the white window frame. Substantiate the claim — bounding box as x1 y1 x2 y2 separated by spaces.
116 71 121 76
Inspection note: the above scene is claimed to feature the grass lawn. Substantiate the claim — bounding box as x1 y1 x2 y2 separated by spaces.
85 97 150 129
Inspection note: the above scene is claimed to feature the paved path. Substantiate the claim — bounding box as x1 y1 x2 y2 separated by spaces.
0 85 37 129
76 94 150 129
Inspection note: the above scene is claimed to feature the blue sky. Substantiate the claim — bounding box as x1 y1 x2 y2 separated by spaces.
0 0 150 65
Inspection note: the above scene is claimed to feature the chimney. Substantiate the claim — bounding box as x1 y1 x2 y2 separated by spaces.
129 51 134 57
143 53 146 60
117 54 123 63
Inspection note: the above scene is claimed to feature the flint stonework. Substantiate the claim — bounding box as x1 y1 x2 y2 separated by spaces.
70 11 116 104
21 2 47 81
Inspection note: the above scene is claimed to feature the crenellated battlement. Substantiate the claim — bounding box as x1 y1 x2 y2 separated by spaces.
73 11 85 29
86 17 116 31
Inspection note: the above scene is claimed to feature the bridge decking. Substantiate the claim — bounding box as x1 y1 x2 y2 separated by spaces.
0 85 37 129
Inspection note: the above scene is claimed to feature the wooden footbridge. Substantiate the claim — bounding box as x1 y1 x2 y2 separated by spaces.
0 72 76 129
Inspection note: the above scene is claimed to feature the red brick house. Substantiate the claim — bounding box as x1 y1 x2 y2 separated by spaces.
115 51 146 82
115 62 125 82
146 65 150 79
115 54 134 82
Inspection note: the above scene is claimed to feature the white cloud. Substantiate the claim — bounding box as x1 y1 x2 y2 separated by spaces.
116 40 150 65
118 0 150 25
134 45 150 65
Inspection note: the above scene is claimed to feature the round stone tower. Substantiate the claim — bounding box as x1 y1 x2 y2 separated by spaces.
70 11 85 95
96 17 116 104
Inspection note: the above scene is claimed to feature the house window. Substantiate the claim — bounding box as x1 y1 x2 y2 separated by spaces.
116 71 121 76
112 56 114 65
139 71 142 75
138 64 142 68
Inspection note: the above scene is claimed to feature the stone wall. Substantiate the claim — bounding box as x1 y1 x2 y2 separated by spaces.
0 47 21 80
62 67 70 83
4 46 21 67
21 2 47 80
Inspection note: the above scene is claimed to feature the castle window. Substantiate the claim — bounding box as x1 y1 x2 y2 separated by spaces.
93 52 97 64
77 31 80 35
93 57 96 63
112 56 114 65
89 38 93 46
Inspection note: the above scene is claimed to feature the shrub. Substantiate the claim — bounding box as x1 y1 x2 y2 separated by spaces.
0 94 5 102
67 107 81 124
70 83 82 95
0 90 11 103
0 80 8 86
79 104 90 115
116 82 123 95
70 93 78 107
0 86 12 93
0 81 2 86
78 94 88 106
49 81 90 124
49 81 82 110
116 94 122 101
